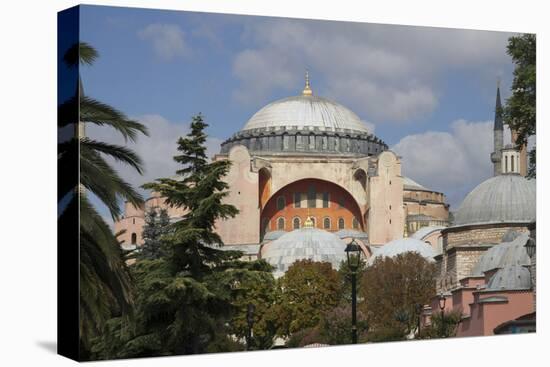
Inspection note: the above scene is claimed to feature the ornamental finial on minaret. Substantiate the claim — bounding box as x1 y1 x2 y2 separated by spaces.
302 69 313 96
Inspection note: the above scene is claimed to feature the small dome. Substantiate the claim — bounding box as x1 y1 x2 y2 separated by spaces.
411 226 445 241
334 229 369 240
472 233 531 276
262 230 287 242
453 175 535 227
403 176 429 191
241 95 370 133
486 264 531 290
261 228 347 277
367 238 436 266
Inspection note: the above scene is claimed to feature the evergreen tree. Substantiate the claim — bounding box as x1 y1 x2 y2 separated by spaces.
503 34 536 177
138 208 170 260
92 114 275 359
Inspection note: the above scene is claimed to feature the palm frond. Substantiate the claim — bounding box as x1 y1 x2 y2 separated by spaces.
81 138 144 174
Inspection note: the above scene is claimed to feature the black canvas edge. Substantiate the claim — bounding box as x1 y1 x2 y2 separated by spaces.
58 5 81 361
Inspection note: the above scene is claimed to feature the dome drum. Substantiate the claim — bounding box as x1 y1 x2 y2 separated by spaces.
220 126 387 155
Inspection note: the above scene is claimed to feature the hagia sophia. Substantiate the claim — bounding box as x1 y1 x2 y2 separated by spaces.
114 73 536 337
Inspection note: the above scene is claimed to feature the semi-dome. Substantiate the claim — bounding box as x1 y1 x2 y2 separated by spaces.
486 264 531 290
453 174 535 227
367 237 436 266
260 227 347 277
241 95 370 133
472 232 531 276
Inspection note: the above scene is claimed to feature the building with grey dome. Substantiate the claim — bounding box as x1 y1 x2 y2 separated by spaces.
436 82 535 292
260 220 348 278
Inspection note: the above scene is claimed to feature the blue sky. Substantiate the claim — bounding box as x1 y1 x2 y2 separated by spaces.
79 4 518 220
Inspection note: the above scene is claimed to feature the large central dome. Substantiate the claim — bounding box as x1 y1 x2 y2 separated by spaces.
241 95 370 133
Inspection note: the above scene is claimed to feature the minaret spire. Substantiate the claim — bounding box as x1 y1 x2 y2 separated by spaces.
490 79 504 176
302 70 313 96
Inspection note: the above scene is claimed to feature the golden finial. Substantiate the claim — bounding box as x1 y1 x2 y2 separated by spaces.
302 70 313 96
303 216 314 228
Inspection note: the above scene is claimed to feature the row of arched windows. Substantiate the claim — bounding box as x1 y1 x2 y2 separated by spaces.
272 216 360 231
276 192 332 210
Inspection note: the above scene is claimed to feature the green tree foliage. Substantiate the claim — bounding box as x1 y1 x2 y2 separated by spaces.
503 34 536 178
275 260 342 337
92 114 275 358
58 42 147 355
418 310 462 339
137 208 170 260
360 253 437 340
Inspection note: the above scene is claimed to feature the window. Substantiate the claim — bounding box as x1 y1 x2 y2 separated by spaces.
338 218 345 229
511 155 515 172
307 185 316 208
131 233 137 245
352 217 359 229
133 218 135 224
294 192 301 208
293 217 301 229
277 196 285 211
323 217 331 229
322 192 330 208
277 217 285 230
338 196 345 209
505 155 508 172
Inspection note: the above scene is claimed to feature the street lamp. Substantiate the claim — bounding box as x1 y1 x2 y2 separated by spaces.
525 238 536 261
438 293 446 337
345 238 362 344
246 303 255 351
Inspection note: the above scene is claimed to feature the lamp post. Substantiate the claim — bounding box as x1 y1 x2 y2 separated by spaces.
345 238 362 344
246 303 255 351
438 293 446 337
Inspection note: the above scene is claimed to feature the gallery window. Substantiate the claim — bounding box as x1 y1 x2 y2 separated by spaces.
307 186 316 208
277 217 285 230
323 217 331 229
338 217 345 229
277 196 285 211
293 217 301 229
322 192 330 208
294 192 301 208
131 233 137 245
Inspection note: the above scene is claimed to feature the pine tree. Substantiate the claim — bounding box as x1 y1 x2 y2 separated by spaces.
138 208 170 260
91 114 276 359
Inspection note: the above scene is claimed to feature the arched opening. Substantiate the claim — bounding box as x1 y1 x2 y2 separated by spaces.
277 217 285 230
131 233 137 245
354 168 367 191
293 217 301 229
338 217 345 229
323 217 331 229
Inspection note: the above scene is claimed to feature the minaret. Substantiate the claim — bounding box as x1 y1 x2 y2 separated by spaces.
490 79 503 176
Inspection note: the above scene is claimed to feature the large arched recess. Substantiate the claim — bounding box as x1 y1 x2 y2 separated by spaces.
260 178 364 239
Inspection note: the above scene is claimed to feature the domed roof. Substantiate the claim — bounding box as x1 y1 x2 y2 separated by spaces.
334 229 369 240
411 226 445 241
260 227 347 277
241 94 370 133
453 174 536 227
472 232 531 276
262 230 287 242
486 264 531 290
367 237 436 266
403 176 429 191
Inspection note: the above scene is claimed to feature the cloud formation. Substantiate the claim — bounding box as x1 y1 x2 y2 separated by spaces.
392 119 511 209
138 23 189 61
232 19 513 123
87 114 223 195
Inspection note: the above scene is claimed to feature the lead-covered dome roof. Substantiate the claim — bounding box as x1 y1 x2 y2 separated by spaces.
453 174 536 227
241 95 370 133
367 238 436 266
260 227 347 277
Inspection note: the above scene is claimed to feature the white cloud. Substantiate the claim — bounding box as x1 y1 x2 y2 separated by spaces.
392 119 511 209
87 114 223 195
138 24 189 61
231 19 513 123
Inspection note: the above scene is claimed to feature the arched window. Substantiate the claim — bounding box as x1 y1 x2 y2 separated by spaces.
132 218 135 224
307 185 316 208
277 217 285 230
505 155 508 172
277 196 285 211
323 217 331 229
352 217 359 229
511 155 515 172
131 233 137 245
338 217 345 229
293 217 301 229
